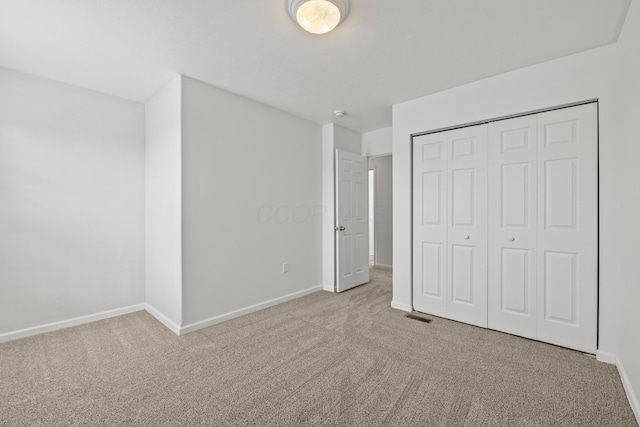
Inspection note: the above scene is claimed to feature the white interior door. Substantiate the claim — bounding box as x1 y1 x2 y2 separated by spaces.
536 104 598 353
488 115 538 339
446 125 488 327
413 132 448 317
336 149 369 292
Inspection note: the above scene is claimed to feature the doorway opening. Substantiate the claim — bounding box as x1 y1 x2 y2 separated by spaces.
368 155 392 270
369 169 375 267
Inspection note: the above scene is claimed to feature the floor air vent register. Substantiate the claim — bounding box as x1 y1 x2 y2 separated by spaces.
405 314 433 323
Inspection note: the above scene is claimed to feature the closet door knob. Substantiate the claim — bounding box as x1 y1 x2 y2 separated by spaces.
464 235 470 240
509 237 515 241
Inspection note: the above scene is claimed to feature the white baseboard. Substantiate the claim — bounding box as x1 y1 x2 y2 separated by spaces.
144 304 181 336
322 284 335 293
617 357 640 425
391 300 412 312
0 304 145 343
180 285 322 335
373 263 392 270
596 349 617 364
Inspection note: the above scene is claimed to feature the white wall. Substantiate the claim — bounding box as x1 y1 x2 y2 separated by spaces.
334 124 362 154
392 1 640 417
180 76 323 327
615 0 640 420
369 155 392 269
322 124 335 289
321 124 362 290
362 127 392 157
0 67 145 337
144 76 183 331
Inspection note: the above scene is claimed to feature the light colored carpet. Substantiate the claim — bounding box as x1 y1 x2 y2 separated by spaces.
0 268 637 426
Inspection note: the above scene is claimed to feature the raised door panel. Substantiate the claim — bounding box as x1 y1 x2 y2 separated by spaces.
488 115 537 340
446 125 487 328
543 251 577 325
422 172 443 225
452 169 475 227
544 159 577 230
502 163 530 228
451 245 475 304
536 104 597 353
413 134 448 317
501 248 531 315
420 242 444 297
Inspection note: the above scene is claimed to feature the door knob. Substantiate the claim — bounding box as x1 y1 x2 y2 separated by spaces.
464 235 470 240
509 237 515 241
335 226 346 231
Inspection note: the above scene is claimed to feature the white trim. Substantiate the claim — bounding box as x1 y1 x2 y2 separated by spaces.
374 263 393 270
617 357 640 425
391 300 413 312
0 304 145 343
144 304 181 336
596 349 617 364
323 284 335 293
180 285 322 334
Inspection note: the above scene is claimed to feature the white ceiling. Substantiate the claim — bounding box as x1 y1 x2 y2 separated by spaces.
0 0 631 133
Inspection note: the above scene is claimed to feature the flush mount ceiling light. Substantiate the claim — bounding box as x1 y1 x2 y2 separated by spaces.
287 0 350 34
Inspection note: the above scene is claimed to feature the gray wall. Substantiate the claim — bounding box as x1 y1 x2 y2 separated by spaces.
144 76 183 329
369 155 392 269
616 0 640 417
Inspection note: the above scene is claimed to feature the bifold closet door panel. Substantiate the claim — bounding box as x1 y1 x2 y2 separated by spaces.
413 133 448 317
488 116 538 339
446 125 488 328
536 104 598 353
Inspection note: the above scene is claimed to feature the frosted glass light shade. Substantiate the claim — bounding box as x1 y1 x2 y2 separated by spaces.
297 1 340 34
287 0 350 35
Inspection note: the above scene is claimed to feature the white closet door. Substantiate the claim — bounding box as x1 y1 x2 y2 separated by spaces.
446 125 488 327
488 116 538 339
413 133 448 317
536 104 598 353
